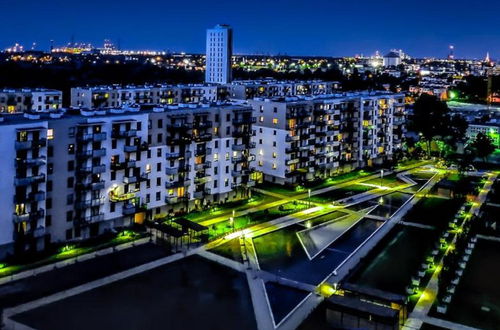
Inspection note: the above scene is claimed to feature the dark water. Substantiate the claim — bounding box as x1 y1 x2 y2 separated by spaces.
253 218 383 285
348 192 412 218
265 282 309 325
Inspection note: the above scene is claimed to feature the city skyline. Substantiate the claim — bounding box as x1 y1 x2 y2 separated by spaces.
2 0 499 59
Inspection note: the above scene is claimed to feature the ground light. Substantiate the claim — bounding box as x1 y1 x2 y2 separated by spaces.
317 283 337 297
58 244 76 256
0 263 6 269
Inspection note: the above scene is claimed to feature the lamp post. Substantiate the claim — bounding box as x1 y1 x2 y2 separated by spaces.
380 169 384 187
308 189 311 207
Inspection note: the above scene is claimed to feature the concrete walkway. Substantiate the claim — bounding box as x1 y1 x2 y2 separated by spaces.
276 170 442 330
201 161 429 227
404 172 497 330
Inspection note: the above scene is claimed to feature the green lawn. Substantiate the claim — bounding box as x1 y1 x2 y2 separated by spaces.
364 173 405 188
258 169 375 197
184 193 278 223
206 201 309 239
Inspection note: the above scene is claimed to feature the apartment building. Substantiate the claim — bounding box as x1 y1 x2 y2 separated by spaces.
71 84 220 109
227 80 341 100
0 102 255 258
0 89 63 113
205 24 233 84
250 92 405 185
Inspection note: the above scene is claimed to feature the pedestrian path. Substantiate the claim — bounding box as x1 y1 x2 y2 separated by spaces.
404 173 497 330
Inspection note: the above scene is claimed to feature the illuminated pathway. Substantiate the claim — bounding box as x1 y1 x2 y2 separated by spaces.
403 172 497 330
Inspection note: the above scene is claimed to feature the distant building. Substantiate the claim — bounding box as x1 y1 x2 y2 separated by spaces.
0 89 62 113
466 122 500 148
383 51 402 67
205 24 233 84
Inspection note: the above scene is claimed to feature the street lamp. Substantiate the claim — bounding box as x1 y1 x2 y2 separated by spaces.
380 169 384 187
229 217 234 232
308 189 311 207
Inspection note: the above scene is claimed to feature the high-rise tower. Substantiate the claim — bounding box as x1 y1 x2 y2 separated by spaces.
205 24 233 84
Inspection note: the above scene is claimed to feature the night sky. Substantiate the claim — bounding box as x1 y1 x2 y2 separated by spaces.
2 0 499 59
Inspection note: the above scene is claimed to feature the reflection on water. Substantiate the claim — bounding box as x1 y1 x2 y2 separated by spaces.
348 192 412 218
253 218 383 285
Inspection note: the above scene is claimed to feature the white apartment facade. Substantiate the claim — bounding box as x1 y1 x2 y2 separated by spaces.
226 80 341 100
0 103 255 259
205 24 233 84
250 92 406 185
0 89 62 113
71 84 221 109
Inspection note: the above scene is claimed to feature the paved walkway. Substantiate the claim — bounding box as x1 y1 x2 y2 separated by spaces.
201 161 429 227
276 170 442 330
399 221 436 230
404 172 497 330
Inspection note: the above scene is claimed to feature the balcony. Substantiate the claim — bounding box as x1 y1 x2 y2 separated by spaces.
232 144 247 152
170 122 193 129
286 158 299 165
17 155 46 169
165 152 181 159
194 162 211 171
193 121 213 129
193 191 205 199
15 139 47 151
77 180 105 191
13 209 45 223
195 148 212 156
80 148 107 158
232 156 249 164
124 145 138 153
14 174 45 186
167 136 192 145
232 130 253 138
285 135 300 142
165 179 191 189
123 203 137 216
112 130 138 138
76 197 105 209
79 213 105 223
194 175 211 184
231 169 250 177
286 146 300 153
123 175 138 184
78 132 107 142
165 193 189 204
193 133 212 142
232 117 256 125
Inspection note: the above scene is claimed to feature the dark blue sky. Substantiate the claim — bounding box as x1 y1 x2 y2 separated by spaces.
2 0 499 59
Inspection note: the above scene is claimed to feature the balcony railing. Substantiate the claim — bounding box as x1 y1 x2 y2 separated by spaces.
14 174 46 186
112 130 138 138
78 132 107 142
16 156 46 168
13 209 45 223
15 139 47 151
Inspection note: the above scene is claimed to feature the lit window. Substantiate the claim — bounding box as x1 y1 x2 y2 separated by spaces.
214 153 219 161
47 129 54 140
272 163 277 169
259 149 263 156
225 152 229 160
259 116 264 122
272 118 278 124
273 152 277 158
258 161 263 166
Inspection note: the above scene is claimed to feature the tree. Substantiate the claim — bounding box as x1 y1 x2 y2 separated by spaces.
410 94 468 157
471 133 495 163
